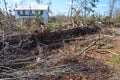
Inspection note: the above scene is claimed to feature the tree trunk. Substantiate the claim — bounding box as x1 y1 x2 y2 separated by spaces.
109 0 115 19
70 0 74 16
0 26 100 50
84 0 87 25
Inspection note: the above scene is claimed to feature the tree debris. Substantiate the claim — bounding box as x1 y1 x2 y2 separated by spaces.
0 26 118 80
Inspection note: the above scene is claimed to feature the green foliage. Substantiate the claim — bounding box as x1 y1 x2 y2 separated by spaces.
47 22 59 30
97 40 115 49
0 9 18 33
0 28 2 32
15 11 44 31
108 54 120 65
87 14 101 25
102 16 111 25
116 16 120 23
87 14 96 25
114 8 120 23
0 9 4 19
16 18 24 30
73 9 83 26
84 0 99 13
33 10 44 27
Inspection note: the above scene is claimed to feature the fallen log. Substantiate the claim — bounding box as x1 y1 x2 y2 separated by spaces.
0 26 100 50
30 26 100 44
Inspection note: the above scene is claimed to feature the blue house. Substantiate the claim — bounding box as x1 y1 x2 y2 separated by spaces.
14 4 49 23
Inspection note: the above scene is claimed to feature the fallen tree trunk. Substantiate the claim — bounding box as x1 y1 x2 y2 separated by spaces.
0 26 100 50
31 26 100 43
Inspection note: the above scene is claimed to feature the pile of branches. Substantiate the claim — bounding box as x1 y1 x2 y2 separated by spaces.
0 26 100 50
0 56 114 80
0 26 118 80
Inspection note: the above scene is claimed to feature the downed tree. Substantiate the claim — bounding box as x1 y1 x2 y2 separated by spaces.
32 26 100 43
0 26 100 50
0 26 118 79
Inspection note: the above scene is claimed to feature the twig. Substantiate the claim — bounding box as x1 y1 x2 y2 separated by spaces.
0 66 16 72
44 37 86 42
1 56 36 66
76 37 102 57
0 73 14 79
106 50 118 55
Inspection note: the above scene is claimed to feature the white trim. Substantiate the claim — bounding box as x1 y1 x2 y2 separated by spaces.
15 5 49 11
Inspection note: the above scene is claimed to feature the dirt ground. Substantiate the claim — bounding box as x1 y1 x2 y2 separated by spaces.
110 28 120 53
107 27 120 77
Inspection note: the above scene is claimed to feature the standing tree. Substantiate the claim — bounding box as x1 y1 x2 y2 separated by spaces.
83 0 99 24
68 0 99 26
70 0 74 16
109 0 117 19
114 8 120 23
47 0 52 16
3 0 9 18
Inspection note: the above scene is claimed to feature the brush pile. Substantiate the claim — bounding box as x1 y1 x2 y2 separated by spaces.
0 26 118 80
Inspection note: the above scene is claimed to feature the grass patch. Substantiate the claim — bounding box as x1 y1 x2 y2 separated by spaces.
108 54 120 76
105 43 116 49
108 54 120 65
0 28 2 32
47 22 59 30
97 41 116 49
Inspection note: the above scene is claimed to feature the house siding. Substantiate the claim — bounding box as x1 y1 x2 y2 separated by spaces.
41 10 48 23
15 5 49 23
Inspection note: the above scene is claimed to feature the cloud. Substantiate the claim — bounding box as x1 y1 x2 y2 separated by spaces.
97 4 108 7
10 0 22 2
66 2 72 5
30 2 38 5
66 1 77 6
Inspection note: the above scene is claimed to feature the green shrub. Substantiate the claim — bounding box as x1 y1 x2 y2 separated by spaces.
33 10 44 27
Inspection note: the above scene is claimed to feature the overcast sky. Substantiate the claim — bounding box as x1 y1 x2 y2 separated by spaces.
0 0 119 16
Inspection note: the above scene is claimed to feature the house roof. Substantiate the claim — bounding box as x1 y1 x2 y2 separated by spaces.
15 4 49 10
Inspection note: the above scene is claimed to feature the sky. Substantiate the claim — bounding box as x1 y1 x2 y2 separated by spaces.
0 0 119 16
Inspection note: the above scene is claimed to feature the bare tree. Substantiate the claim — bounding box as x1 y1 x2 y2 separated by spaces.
109 0 117 19
47 0 52 16
67 0 99 26
70 0 74 16
3 0 9 18
84 0 87 22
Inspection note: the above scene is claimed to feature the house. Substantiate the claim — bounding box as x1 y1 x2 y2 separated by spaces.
14 4 49 23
